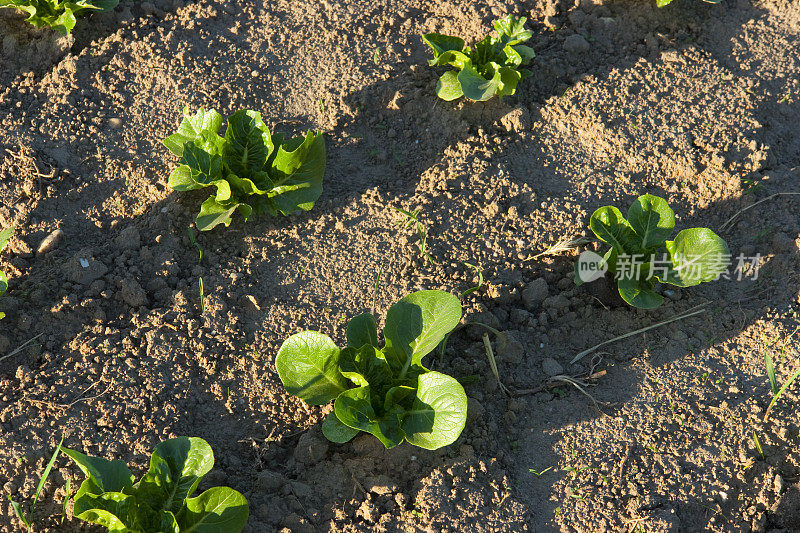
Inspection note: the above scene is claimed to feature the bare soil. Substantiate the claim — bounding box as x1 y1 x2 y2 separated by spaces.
1 0 799 531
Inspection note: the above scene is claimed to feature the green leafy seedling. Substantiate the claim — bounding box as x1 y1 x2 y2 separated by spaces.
422 14 535 101
275 290 468 450
163 108 326 231
575 194 729 309
0 226 12 320
8 436 63 532
62 436 249 532
0 0 118 34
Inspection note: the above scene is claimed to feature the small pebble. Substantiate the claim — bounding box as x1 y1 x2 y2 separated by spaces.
37 228 64 254
109 118 122 129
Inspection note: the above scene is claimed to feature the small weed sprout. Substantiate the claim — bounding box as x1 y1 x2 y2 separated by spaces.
393 207 434 264
7 436 63 532
0 227 13 319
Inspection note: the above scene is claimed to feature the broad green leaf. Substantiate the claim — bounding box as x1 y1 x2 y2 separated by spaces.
227 173 271 197
656 0 674 5
662 228 730 287
384 385 415 411
383 290 462 371
268 131 326 215
617 277 663 309
195 198 248 232
421 33 466 62
223 110 273 177
163 109 224 157
589 206 641 255
127 507 180 533
493 14 532 46
137 437 214 515
574 248 615 287
472 35 502 69
402 372 468 450
321 412 359 444
498 67 522 97
627 194 675 249
346 313 378 348
178 486 249 533
458 64 501 101
61 447 135 493
339 345 393 389
0 227 13 253
502 45 524 68
71 491 133 530
434 49 471 69
53 8 76 34
79 0 119 10
275 331 347 405
435 71 464 101
168 166 204 191
512 44 535 64
334 386 405 449
179 143 230 201
0 270 7 297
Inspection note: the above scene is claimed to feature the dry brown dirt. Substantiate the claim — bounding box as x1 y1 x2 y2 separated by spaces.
1 0 799 531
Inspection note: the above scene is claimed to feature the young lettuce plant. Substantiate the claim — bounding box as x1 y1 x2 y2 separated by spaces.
62 437 249 532
0 227 13 320
422 14 535 102
275 290 468 450
575 194 729 309
0 0 118 34
163 108 326 231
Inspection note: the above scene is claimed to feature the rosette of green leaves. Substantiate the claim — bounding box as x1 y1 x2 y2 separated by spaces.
163 108 326 231
62 437 249 532
275 290 468 450
575 194 729 309
422 14 535 101
0 227 13 320
0 0 118 34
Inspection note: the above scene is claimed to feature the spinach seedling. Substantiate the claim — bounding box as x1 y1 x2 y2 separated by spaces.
62 437 249 532
0 227 13 320
163 108 326 231
276 290 468 450
575 194 729 309
0 0 118 34
575 194 730 309
422 14 534 101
